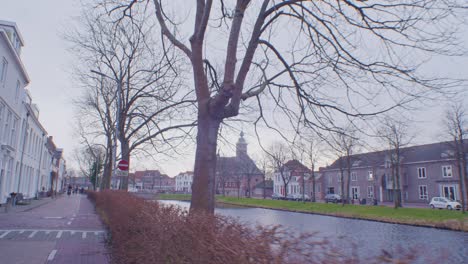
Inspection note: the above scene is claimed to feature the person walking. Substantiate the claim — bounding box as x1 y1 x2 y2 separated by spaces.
67 184 72 196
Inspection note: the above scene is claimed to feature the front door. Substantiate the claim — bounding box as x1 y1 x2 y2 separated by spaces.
351 187 360 199
441 185 457 201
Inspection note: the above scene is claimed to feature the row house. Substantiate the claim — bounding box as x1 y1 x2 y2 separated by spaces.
273 159 323 199
216 132 265 198
134 170 175 192
175 171 193 193
320 140 468 204
0 20 66 204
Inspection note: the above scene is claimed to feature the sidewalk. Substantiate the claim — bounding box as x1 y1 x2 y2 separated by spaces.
0 194 109 264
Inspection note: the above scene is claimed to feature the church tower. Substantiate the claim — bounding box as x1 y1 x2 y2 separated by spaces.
236 132 248 157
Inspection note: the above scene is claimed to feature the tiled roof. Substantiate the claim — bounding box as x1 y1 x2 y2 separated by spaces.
323 139 468 171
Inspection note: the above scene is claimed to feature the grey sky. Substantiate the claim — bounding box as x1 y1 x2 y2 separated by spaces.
0 1 467 176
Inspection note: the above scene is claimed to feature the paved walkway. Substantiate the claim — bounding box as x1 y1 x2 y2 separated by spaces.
0 194 109 264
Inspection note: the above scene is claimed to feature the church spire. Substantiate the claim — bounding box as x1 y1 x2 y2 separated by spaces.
236 131 247 157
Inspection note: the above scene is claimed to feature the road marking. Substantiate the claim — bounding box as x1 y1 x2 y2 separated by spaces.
0 231 11 238
47 249 57 261
28 230 38 238
46 231 51 234
19 230 25 234
82 232 87 239
94 231 99 236
56 231 63 239
70 231 75 235
44 216 63 219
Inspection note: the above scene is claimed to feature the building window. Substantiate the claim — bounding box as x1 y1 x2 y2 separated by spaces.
337 173 341 182
442 166 452 178
351 172 357 181
367 186 374 199
0 58 7 84
419 185 428 200
351 187 360 199
328 175 332 185
417 167 426 179
368 171 374 181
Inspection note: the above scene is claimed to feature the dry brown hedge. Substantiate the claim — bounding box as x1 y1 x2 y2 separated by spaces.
89 191 429 264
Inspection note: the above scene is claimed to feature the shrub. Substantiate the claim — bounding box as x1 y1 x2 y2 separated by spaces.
90 191 428 264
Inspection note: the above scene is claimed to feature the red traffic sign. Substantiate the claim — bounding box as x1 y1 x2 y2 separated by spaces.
117 160 129 171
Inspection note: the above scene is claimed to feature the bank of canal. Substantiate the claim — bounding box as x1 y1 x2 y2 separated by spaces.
160 200 468 264
157 194 467 232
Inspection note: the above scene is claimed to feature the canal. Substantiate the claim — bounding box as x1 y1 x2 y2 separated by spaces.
160 200 467 263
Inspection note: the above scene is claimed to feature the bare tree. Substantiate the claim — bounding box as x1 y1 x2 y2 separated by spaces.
444 103 467 213
105 0 467 213
306 139 321 203
329 128 358 205
379 118 413 209
69 3 196 190
268 142 291 198
74 144 105 190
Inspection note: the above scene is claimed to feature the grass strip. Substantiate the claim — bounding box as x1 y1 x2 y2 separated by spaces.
158 194 467 231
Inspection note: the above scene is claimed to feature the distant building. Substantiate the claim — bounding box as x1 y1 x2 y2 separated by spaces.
175 171 193 193
272 159 322 199
134 170 175 192
320 140 468 204
216 132 265 198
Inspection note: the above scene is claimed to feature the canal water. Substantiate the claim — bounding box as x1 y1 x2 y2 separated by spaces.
159 200 467 263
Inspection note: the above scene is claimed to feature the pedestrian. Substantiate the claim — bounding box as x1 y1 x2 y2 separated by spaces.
67 185 72 196
75 186 79 194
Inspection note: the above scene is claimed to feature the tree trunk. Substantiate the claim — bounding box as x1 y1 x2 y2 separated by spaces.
312 169 316 202
190 116 221 214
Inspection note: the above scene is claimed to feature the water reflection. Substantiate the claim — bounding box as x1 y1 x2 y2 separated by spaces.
159 200 468 263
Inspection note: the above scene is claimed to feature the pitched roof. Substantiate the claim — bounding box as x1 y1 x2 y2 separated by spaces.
217 155 262 175
324 139 468 171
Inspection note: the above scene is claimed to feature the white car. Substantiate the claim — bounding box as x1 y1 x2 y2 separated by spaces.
429 197 462 210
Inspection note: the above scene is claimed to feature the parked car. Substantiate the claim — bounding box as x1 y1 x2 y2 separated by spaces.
271 193 284 200
285 194 296 201
429 197 462 210
324 194 342 203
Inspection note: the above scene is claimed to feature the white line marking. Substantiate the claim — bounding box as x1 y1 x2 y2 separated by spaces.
19 230 25 234
46 231 51 234
82 232 87 239
70 231 75 235
44 216 63 219
28 231 38 238
56 231 63 239
94 231 99 236
47 249 57 261
0 231 11 238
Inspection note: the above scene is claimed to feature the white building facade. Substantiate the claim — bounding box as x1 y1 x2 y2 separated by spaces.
175 171 193 193
0 20 65 204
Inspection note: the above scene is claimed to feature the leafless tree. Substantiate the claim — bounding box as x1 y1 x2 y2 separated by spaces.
69 3 196 190
329 128 358 205
74 144 105 190
268 142 291 197
105 0 467 213
73 76 115 190
306 139 321 203
444 103 467 213
378 118 413 208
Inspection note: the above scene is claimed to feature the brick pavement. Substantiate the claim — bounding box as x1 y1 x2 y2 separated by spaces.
0 194 109 263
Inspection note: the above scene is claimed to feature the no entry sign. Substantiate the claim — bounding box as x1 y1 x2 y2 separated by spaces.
117 160 129 171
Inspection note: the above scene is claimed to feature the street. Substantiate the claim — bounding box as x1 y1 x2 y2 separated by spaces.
0 194 108 264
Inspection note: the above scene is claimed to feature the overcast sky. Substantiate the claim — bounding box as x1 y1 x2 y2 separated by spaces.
1 1 467 177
